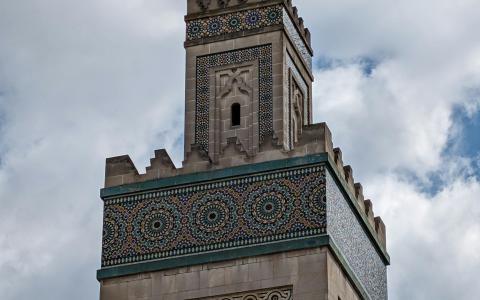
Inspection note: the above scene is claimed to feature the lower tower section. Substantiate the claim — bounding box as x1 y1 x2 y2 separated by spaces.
99 154 389 300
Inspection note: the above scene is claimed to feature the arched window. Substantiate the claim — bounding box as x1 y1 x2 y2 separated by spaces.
231 103 241 127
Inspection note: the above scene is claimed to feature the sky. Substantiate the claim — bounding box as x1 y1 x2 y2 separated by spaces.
0 0 479 299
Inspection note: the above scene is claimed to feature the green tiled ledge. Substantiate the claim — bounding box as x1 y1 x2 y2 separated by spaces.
100 153 330 199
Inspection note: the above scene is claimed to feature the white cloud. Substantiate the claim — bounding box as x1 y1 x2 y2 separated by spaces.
368 174 480 299
0 0 479 299
0 1 186 299
296 1 480 299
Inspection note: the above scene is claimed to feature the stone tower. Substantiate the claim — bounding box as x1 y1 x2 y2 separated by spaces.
98 1 390 300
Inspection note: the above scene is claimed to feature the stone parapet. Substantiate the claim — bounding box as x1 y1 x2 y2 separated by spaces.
105 122 334 186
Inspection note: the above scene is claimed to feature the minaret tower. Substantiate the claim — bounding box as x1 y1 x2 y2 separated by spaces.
98 1 390 300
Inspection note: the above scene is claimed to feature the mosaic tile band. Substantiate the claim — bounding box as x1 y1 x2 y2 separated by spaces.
327 172 388 300
186 6 312 72
282 8 312 70
186 5 283 41
195 45 273 151
101 165 327 267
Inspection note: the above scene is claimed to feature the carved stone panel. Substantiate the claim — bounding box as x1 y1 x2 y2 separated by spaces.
209 63 258 162
191 287 293 300
291 79 304 146
284 53 309 151
195 45 273 155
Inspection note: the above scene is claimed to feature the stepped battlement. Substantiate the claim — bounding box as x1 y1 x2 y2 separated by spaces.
104 121 387 252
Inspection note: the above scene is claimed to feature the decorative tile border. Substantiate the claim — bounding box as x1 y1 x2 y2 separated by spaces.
327 172 388 300
195 45 273 151
186 5 283 41
186 5 312 72
102 165 327 267
283 9 312 70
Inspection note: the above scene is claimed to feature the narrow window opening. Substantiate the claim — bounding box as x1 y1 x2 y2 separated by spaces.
231 103 241 127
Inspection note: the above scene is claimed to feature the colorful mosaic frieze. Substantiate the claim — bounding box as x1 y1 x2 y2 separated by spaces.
195 45 273 151
186 5 283 41
196 287 293 300
326 172 388 300
102 165 326 267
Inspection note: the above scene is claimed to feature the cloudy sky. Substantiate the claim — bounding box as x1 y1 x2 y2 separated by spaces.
0 0 479 299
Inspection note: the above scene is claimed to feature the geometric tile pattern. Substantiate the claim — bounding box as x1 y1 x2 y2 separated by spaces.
326 172 388 300
283 9 312 70
102 165 326 267
186 5 283 41
194 287 293 300
195 45 273 151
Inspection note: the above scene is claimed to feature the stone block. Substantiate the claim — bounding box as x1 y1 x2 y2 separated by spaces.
208 268 225 287
100 281 128 300
128 278 152 299
248 261 274 281
152 274 175 296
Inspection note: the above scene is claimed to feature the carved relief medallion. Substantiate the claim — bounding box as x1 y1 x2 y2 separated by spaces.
197 0 211 11
192 287 293 300
218 0 231 8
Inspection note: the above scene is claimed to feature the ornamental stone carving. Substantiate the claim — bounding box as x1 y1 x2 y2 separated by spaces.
218 0 231 8
194 287 293 300
196 0 211 11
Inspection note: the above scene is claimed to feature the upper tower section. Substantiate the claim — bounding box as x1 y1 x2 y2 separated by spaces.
183 0 316 168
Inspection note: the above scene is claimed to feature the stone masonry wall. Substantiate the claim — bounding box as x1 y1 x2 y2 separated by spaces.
100 247 347 300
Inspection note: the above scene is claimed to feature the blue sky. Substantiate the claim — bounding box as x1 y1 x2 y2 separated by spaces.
452 108 480 158
0 1 479 299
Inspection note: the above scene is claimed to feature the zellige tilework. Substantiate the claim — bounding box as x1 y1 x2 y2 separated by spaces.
327 171 388 300
102 165 327 267
186 5 283 41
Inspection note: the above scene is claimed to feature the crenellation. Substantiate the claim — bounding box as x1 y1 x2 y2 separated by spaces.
304 28 311 44
105 155 139 188
364 199 376 229
298 17 304 32
333 148 345 179
145 149 177 180
354 183 366 212
292 6 298 20
343 165 356 196
374 216 387 249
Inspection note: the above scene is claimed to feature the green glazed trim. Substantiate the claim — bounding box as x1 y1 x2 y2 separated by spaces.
100 153 329 198
96 235 371 300
97 235 330 280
